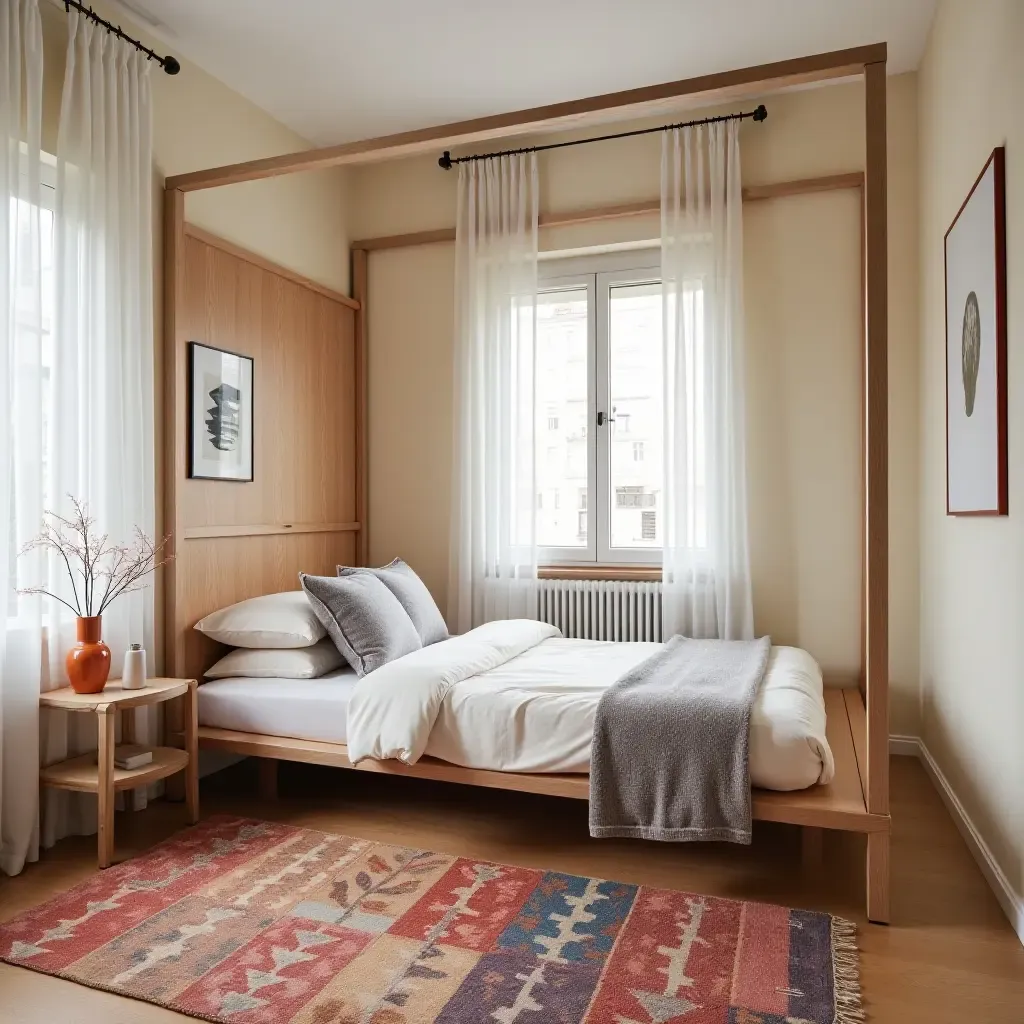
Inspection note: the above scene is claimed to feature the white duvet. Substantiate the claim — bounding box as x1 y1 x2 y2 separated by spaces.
347 620 835 792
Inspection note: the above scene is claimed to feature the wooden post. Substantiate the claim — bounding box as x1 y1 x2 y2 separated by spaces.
184 681 200 824
163 188 187 801
801 826 824 870
96 705 115 868
258 758 279 801
864 58 890 924
163 187 186 678
352 247 370 565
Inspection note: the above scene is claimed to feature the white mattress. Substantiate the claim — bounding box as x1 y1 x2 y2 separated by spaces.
198 668 358 744
198 640 834 792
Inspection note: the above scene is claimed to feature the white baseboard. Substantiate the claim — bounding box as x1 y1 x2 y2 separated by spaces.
887 734 921 757
890 733 1023 946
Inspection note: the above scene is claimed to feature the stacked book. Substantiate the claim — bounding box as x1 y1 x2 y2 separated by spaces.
93 745 153 770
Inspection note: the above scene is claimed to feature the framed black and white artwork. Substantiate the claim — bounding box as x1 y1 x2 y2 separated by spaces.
188 342 254 482
945 147 1007 516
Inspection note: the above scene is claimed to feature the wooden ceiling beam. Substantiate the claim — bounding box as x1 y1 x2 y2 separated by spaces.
165 43 885 192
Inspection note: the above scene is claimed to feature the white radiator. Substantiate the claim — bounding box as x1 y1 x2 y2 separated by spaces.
538 579 663 643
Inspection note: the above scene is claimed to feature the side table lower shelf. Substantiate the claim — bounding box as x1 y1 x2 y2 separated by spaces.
41 747 190 793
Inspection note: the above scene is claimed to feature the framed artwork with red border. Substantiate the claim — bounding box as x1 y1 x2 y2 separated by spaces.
945 146 1007 516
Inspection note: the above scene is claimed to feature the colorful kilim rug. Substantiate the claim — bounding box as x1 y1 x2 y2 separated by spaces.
0 816 864 1023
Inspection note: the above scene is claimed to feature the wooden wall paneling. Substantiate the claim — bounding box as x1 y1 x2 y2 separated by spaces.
166 45 886 191
171 223 359 682
180 532 356 681
181 234 357 533
183 523 360 540
183 224 359 309
353 248 369 564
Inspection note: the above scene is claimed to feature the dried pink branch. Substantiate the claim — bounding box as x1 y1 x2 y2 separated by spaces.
17 495 174 618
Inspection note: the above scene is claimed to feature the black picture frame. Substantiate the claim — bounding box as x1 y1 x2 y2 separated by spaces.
943 147 1007 516
187 341 255 482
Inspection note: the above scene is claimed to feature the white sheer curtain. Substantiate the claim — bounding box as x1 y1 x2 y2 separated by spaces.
447 154 540 633
39 11 157 848
0 0 44 877
661 121 753 640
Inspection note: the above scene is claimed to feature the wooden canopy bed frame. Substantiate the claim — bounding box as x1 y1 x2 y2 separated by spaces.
161 44 890 923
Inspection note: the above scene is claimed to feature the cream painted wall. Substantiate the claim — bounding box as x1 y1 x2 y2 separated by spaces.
352 76 919 730
918 0 1024 919
39 0 351 295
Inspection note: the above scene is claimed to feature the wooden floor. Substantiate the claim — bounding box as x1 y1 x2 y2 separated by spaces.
1 755 1021 1023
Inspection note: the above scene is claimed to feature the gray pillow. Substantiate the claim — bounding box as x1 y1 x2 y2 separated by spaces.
338 558 449 646
299 572 421 678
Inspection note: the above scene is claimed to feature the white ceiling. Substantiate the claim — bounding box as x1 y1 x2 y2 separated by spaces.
133 0 936 146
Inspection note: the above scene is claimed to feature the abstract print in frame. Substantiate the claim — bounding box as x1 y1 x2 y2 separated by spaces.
945 147 1007 515
188 341 254 481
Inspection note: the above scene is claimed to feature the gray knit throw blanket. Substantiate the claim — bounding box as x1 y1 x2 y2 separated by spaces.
589 634 771 844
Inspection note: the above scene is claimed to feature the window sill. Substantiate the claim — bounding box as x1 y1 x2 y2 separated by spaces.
539 565 662 582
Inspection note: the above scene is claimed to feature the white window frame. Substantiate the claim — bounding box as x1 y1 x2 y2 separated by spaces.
537 248 662 566
6 153 56 622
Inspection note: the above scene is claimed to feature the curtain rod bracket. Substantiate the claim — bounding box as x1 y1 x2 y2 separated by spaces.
438 104 767 169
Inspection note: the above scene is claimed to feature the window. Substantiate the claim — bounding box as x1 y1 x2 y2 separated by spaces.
536 250 674 565
6 158 56 617
641 510 657 541
616 486 656 509
547 415 559 431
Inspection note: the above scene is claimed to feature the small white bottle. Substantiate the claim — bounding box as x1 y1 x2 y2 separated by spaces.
122 643 147 689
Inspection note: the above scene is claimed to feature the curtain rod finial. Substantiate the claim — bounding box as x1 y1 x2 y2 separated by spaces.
163 56 181 75
753 104 768 122
439 151 453 170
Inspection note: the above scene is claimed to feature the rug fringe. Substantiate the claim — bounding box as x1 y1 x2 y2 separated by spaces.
831 916 866 1024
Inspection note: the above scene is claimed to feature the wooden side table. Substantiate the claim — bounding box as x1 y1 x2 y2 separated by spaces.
39 677 199 868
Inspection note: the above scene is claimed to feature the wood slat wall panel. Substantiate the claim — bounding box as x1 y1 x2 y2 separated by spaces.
168 229 359 682
181 235 357 530
181 532 356 681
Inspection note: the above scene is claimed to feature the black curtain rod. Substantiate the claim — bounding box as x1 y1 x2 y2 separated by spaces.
438 104 766 170
61 1 180 74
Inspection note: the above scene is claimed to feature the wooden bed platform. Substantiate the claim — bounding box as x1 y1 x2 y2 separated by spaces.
197 686 886 834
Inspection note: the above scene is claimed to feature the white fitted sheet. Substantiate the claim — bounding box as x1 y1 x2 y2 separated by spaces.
197 669 358 744
198 640 834 792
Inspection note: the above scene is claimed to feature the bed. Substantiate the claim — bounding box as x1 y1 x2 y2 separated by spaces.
198 630 835 793
167 45 892 921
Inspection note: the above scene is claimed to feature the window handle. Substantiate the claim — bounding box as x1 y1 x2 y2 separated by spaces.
597 411 616 426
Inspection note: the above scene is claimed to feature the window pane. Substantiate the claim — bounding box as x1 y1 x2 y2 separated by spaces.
608 281 662 550
536 287 589 549
8 187 55 615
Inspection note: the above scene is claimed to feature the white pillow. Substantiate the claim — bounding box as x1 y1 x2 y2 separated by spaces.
204 639 345 679
194 591 325 649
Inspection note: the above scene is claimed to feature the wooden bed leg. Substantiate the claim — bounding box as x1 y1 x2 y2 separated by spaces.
257 758 278 801
801 826 824 869
867 829 891 924
164 694 186 802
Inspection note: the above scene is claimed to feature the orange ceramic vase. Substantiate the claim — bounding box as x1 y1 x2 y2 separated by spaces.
66 616 111 694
